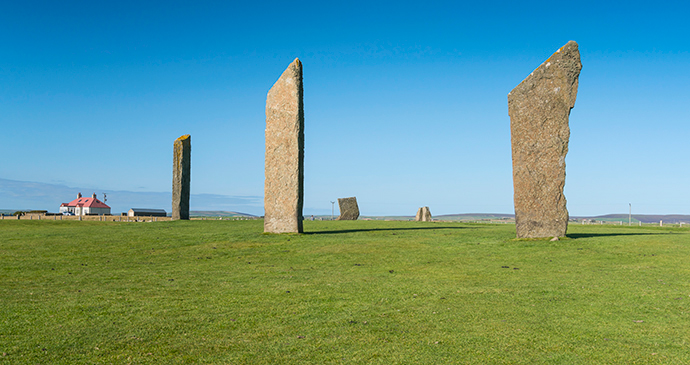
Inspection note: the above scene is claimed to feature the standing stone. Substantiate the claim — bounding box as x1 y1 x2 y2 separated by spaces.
264 58 304 233
508 41 582 238
415 206 432 222
172 134 191 220
337 197 359 220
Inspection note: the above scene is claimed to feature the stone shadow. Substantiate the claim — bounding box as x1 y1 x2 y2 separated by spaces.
305 226 471 235
566 232 669 239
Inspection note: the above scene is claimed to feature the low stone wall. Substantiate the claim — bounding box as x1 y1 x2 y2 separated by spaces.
1 214 172 222
191 217 261 221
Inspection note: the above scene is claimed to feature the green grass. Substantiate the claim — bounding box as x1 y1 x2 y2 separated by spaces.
1 220 689 364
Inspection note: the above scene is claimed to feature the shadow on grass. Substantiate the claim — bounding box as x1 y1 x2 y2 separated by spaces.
567 232 668 239
305 226 471 235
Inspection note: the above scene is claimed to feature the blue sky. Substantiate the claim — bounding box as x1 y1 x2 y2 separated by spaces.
1 0 689 216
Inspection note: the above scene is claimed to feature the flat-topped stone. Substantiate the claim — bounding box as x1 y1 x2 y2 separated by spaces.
415 206 432 222
337 197 359 220
264 58 304 233
172 134 191 220
508 41 582 238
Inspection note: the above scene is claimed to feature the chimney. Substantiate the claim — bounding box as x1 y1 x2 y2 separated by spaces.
92 193 97 199
78 192 82 198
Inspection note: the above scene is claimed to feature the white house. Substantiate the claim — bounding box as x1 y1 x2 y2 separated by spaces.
60 193 111 216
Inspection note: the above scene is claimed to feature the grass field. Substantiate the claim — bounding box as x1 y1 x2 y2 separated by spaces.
1 220 689 364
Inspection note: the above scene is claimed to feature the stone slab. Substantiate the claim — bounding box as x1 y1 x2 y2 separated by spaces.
337 197 359 220
172 134 191 220
264 58 304 233
415 206 432 222
508 41 581 238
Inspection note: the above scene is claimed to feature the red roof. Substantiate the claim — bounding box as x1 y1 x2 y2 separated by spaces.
63 197 110 209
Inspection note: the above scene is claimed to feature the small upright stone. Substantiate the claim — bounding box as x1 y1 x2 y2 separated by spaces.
337 197 359 220
508 41 582 238
172 134 191 220
415 206 432 222
264 58 304 233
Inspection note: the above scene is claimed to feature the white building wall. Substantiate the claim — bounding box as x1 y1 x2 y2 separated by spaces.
83 207 111 215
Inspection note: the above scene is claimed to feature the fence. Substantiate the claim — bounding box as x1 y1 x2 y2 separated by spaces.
0 214 262 222
191 217 261 221
1 214 172 222
578 220 688 228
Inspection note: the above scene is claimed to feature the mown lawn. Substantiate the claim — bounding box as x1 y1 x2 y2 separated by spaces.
1 220 689 364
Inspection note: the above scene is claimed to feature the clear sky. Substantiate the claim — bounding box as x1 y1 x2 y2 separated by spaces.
2 0 689 216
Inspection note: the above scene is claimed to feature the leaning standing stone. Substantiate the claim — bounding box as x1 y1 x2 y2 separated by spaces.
172 134 191 220
508 41 581 238
264 58 304 233
337 197 360 220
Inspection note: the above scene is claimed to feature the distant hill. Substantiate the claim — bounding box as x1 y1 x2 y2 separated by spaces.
360 216 414 221
313 213 516 221
434 213 690 224
571 214 640 223
575 214 690 224
436 213 515 221
190 211 257 218
0 178 263 216
313 213 690 224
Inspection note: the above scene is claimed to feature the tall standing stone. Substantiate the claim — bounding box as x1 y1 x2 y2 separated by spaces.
508 41 582 238
415 206 432 222
337 197 359 220
264 58 304 233
172 134 191 220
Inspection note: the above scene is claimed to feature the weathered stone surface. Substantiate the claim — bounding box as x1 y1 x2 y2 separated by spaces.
172 134 191 220
415 206 432 222
337 197 359 220
508 41 581 238
264 58 304 233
